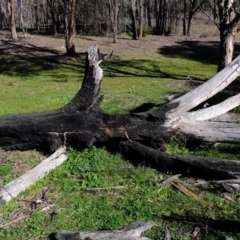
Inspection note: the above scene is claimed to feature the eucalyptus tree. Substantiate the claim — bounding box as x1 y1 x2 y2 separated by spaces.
155 0 181 35
47 0 59 36
200 0 240 71
130 0 138 39
183 0 206 36
138 0 144 39
62 0 78 55
0 1 8 29
108 0 119 43
7 0 18 41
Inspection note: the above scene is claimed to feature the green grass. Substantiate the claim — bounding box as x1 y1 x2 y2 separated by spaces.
0 34 239 239
0 50 215 115
1 147 239 239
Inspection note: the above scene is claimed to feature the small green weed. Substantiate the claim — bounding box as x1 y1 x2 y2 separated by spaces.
165 137 190 156
0 165 11 176
1 147 239 239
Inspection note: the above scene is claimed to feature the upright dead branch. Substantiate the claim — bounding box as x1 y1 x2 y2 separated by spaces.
61 45 103 113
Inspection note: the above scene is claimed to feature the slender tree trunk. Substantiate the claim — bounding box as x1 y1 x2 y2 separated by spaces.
158 0 163 35
130 0 138 40
108 0 119 43
48 0 58 36
138 0 144 39
155 0 160 34
63 0 77 56
187 12 193 36
147 0 151 27
8 0 18 42
162 0 168 34
183 0 187 35
20 0 27 38
35 0 40 32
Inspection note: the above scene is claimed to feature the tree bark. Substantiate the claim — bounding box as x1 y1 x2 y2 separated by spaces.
2 46 240 180
218 29 235 72
183 0 187 35
63 0 77 56
138 0 144 39
201 0 240 71
130 0 138 40
217 0 238 71
48 0 58 36
147 0 151 28
120 141 240 179
108 0 119 43
8 0 18 42
35 0 40 33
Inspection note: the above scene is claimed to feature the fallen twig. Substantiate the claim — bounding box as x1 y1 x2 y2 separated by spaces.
161 174 182 185
85 186 126 192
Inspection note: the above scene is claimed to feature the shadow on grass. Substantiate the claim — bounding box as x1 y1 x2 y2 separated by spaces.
0 40 86 79
159 39 240 66
0 38 222 83
163 215 240 234
129 102 162 113
103 59 193 81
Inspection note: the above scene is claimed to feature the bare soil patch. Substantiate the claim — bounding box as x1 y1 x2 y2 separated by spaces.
0 30 222 60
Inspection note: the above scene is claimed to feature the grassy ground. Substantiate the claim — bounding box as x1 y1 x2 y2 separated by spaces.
0 31 240 239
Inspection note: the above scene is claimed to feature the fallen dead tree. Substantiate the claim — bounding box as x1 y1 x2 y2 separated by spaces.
1 45 240 179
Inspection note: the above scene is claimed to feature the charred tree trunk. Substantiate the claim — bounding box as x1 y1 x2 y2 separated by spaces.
8 0 18 42
63 0 77 56
2 46 240 180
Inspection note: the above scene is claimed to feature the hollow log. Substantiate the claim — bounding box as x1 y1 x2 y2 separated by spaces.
1 45 240 179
